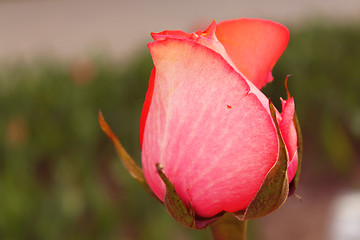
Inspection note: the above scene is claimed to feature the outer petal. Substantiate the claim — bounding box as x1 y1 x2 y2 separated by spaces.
139 67 155 149
279 97 298 182
142 38 279 218
151 21 239 72
215 18 289 89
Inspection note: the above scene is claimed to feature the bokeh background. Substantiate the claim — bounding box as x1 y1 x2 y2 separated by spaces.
1 0 360 239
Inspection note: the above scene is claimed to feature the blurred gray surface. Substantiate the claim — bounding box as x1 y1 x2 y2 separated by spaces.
330 191 360 240
1 0 360 61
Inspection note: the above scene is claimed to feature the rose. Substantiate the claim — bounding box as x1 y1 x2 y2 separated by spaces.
99 18 302 229
140 18 300 218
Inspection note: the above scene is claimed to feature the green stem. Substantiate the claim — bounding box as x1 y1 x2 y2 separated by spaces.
210 214 247 240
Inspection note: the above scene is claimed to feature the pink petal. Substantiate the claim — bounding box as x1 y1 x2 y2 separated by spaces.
279 97 298 182
142 38 279 218
152 21 238 71
215 18 289 89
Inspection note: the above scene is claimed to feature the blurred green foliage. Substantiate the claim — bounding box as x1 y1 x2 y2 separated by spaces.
0 22 360 239
0 56 211 240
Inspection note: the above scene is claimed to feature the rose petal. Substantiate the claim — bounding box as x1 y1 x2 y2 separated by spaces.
215 18 289 89
152 21 239 72
151 30 194 41
142 38 279 217
279 97 298 182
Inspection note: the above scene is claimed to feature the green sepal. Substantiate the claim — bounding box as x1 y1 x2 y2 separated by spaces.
156 163 198 228
156 164 222 229
288 111 302 196
98 110 160 202
234 101 289 220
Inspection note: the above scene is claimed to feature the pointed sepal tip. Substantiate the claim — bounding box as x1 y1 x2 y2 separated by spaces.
98 110 159 201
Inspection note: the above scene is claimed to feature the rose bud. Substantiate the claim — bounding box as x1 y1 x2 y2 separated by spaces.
99 18 302 229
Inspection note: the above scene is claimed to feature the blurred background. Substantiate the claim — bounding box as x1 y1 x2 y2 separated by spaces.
1 0 360 239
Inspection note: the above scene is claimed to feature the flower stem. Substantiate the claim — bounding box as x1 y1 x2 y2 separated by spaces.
210 213 247 240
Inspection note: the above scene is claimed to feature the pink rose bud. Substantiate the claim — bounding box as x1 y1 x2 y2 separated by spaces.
99 18 302 229
140 18 301 221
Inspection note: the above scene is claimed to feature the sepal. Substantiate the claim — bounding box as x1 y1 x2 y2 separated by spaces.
98 110 159 201
156 163 222 229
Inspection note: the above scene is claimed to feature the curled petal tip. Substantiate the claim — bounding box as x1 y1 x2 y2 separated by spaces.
198 19 217 39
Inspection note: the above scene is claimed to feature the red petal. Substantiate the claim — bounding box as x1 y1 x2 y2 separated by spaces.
215 18 289 89
142 38 279 218
139 67 155 149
